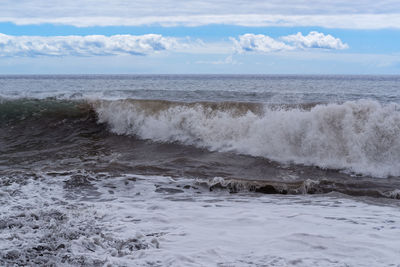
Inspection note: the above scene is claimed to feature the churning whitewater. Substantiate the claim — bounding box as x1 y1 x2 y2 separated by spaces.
95 99 400 178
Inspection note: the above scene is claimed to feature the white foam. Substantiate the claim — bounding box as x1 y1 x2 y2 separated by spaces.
2 172 399 266
95 99 400 178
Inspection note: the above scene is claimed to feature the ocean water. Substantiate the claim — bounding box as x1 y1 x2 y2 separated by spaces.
1 75 400 266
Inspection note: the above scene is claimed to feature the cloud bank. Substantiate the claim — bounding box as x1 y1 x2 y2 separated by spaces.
0 34 179 57
0 32 348 57
1 0 400 29
233 32 348 53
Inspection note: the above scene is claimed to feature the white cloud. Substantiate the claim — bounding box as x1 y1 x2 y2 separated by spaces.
232 32 348 53
0 1 400 29
0 34 179 57
1 14 400 30
0 32 349 58
282 31 349 50
232 34 293 53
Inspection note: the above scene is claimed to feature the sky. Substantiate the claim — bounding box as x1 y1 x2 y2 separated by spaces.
0 0 399 74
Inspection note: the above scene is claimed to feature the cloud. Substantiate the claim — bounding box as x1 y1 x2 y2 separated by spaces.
0 32 349 58
2 15 400 29
0 0 400 29
232 32 348 53
232 34 293 53
0 33 179 57
282 32 349 50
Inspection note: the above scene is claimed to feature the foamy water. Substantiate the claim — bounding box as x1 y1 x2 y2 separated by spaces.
1 171 399 266
95 99 400 177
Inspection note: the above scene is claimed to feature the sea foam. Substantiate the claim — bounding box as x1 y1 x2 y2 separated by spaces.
94 99 400 178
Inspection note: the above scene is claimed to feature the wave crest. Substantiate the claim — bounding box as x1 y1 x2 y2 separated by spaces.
94 99 400 178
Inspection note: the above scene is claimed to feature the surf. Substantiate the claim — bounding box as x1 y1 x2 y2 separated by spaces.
94 98 400 178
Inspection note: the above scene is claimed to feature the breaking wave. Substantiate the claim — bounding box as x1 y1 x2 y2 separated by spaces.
2 97 400 178
94 99 400 178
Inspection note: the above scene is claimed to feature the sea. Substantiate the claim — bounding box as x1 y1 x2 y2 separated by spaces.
1 75 400 266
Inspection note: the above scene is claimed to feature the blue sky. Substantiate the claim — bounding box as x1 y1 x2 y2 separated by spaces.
0 0 399 74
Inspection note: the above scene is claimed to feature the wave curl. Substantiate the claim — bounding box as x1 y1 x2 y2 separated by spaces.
94 99 400 178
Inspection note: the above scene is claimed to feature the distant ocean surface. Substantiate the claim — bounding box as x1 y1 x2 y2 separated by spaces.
1 75 400 266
